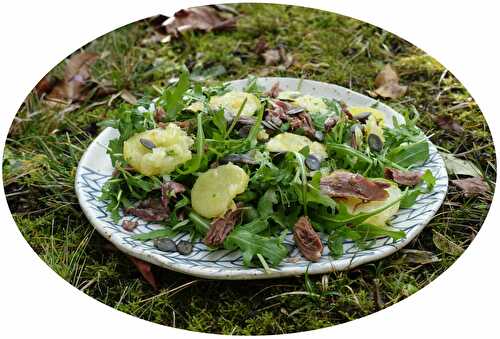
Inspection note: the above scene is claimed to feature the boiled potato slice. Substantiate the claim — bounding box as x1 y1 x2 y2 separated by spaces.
349 106 386 125
265 132 328 161
123 124 194 176
209 91 260 118
277 90 301 101
341 179 401 227
294 95 328 113
191 163 249 218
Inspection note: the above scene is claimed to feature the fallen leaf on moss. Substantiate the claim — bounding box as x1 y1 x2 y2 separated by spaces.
162 6 238 39
35 75 57 96
258 43 294 69
434 115 464 133
262 49 281 66
400 249 440 265
128 256 158 289
372 64 407 99
440 152 482 177
120 90 138 105
451 177 490 197
46 52 100 104
432 231 464 256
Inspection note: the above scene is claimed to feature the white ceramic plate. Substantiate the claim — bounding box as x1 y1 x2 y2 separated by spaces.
75 77 448 280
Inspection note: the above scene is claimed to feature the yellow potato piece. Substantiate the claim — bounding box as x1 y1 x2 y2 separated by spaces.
265 132 328 160
123 124 194 176
349 106 387 124
341 179 401 227
191 163 249 218
209 91 261 118
294 95 328 113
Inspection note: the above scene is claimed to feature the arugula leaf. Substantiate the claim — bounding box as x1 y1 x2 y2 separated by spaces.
188 211 211 234
100 165 163 221
162 66 190 121
257 188 278 217
224 228 288 267
246 104 265 147
315 196 403 233
356 223 405 240
132 227 177 241
387 140 429 168
212 108 227 136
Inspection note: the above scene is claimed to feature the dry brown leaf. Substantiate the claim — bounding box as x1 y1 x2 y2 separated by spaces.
432 231 464 256
162 6 237 38
373 64 407 99
46 52 99 104
374 64 399 87
120 89 138 105
262 49 281 66
128 256 158 289
35 75 57 96
434 115 464 133
451 177 490 197
400 249 440 265
259 43 294 69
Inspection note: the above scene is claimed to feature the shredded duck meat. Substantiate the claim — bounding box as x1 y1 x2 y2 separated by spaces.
203 207 243 247
320 170 389 201
384 167 423 186
125 198 170 222
265 82 282 98
161 181 186 208
293 216 323 261
125 181 186 222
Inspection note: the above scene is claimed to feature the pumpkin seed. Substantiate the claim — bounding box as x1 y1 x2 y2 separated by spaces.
140 138 156 150
154 238 177 252
177 240 193 255
368 133 384 152
305 154 321 170
287 107 305 115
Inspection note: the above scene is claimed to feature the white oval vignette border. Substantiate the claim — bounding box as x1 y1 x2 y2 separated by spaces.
0 1 498 339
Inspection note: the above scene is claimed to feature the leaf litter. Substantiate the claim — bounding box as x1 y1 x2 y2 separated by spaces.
46 52 100 105
370 64 407 99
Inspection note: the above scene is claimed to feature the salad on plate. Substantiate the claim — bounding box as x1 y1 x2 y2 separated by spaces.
99 69 436 269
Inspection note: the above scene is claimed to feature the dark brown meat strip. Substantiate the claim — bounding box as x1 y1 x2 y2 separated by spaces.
320 170 389 201
203 207 243 247
384 167 423 186
293 216 323 262
125 198 170 222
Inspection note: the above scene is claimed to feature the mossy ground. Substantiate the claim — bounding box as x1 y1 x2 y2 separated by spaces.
3 3 495 335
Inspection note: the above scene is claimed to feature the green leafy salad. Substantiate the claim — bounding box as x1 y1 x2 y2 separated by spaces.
99 68 436 269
